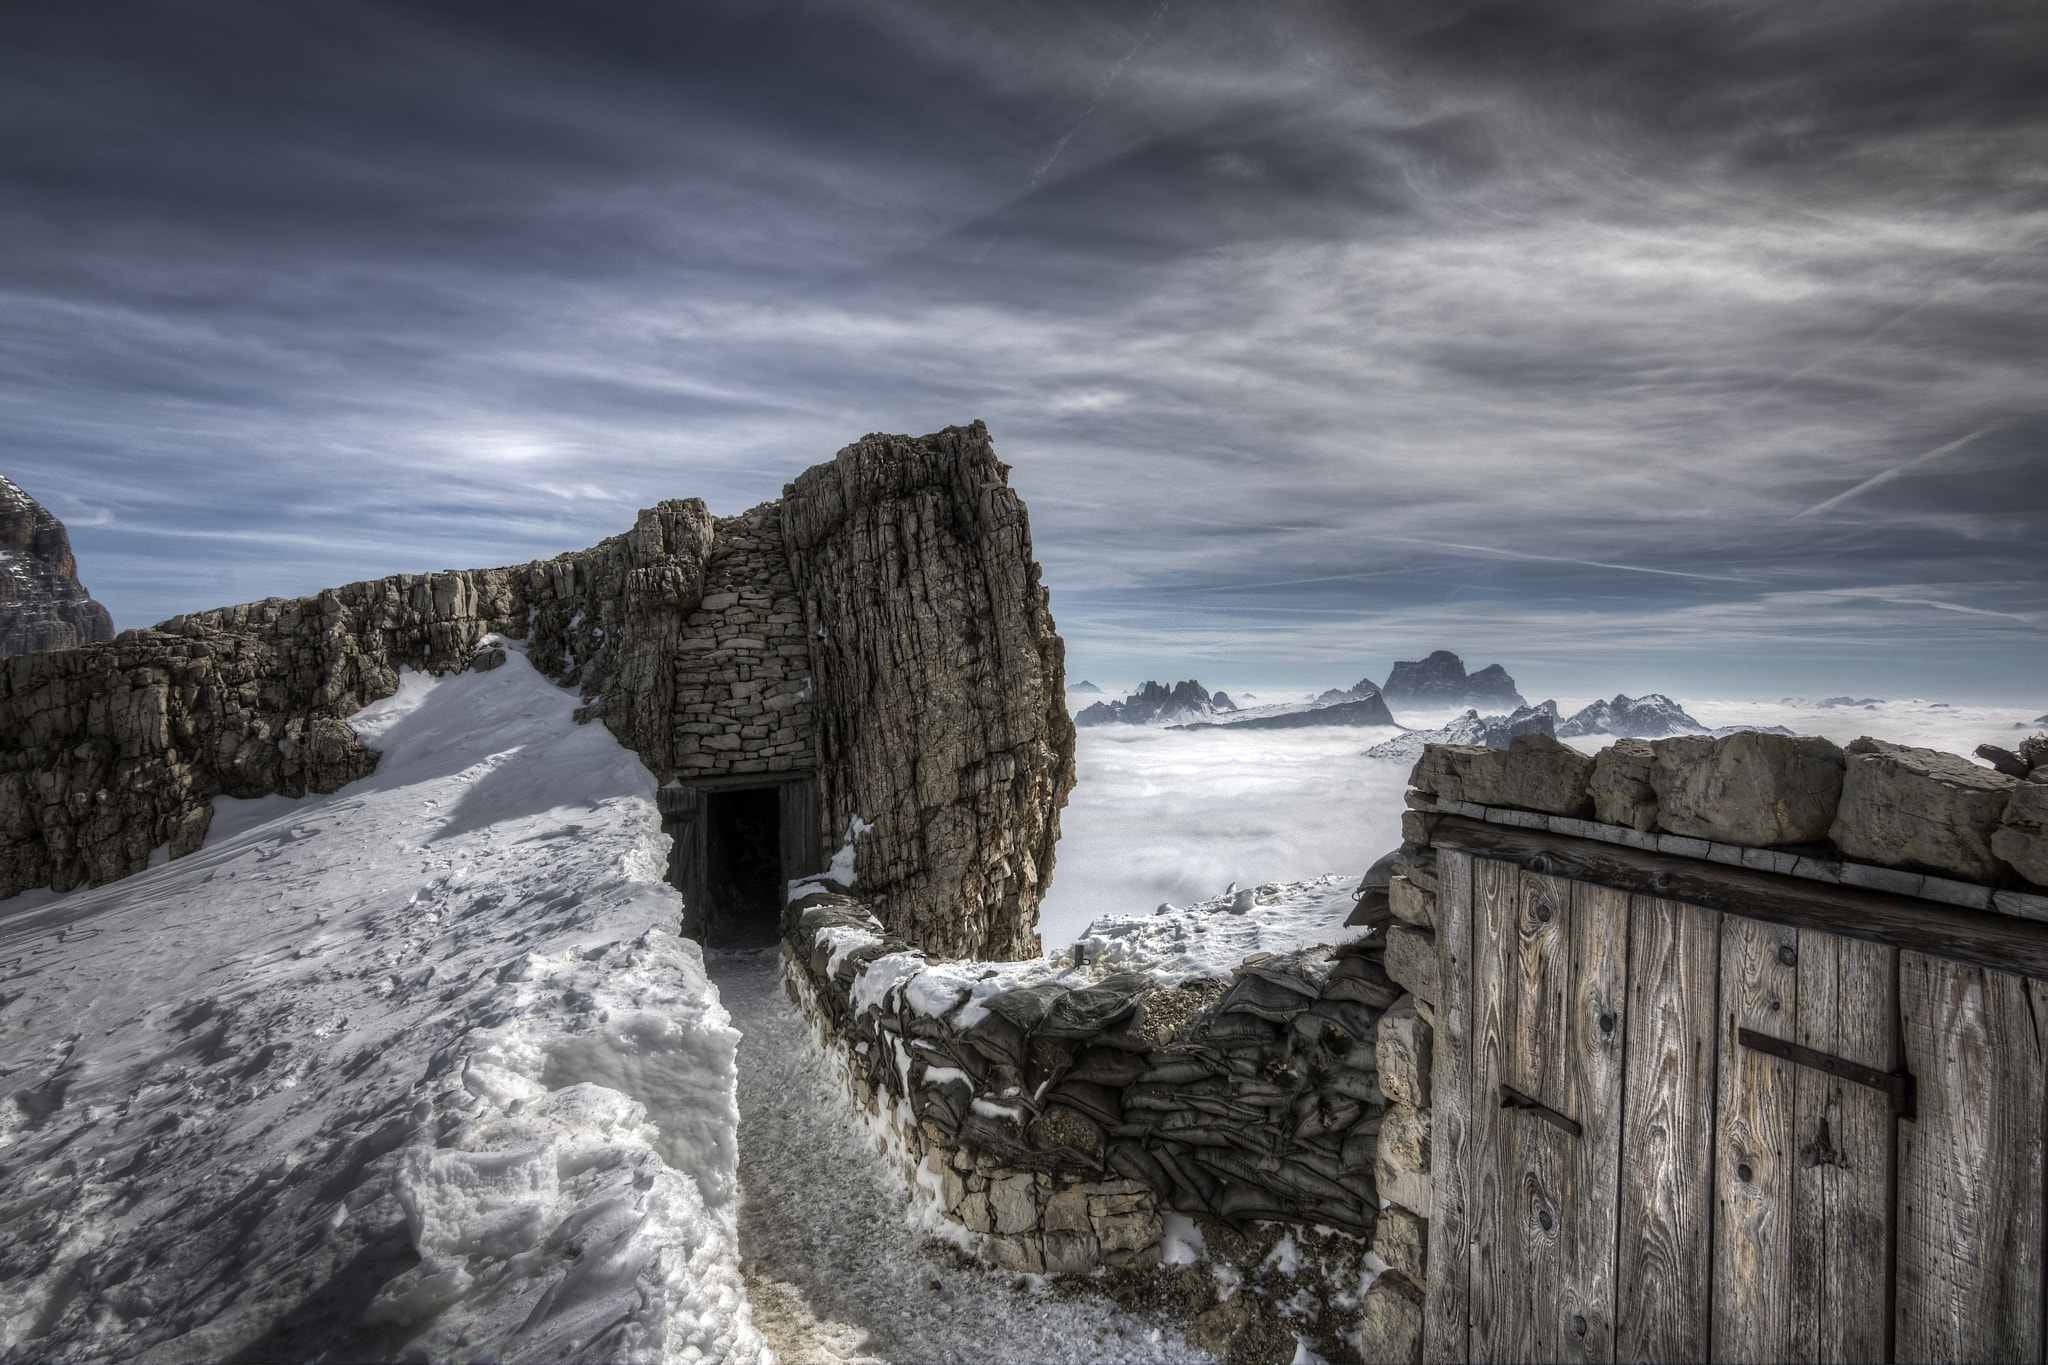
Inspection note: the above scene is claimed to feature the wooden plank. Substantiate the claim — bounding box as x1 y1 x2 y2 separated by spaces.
1500 869 1573 1363
1558 881 1629 1365
1894 953 2046 1363
1789 930 1896 1364
1711 915 1800 1361
1615 896 1719 1364
1467 856 1520 1363
1431 815 2048 981
1424 849 1477 1365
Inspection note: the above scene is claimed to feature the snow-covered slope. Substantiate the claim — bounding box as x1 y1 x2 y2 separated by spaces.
0 644 762 1365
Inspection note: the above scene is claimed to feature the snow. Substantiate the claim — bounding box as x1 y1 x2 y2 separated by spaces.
0 644 762 1364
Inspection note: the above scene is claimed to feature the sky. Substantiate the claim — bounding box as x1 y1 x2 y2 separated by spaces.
3 0 2044 702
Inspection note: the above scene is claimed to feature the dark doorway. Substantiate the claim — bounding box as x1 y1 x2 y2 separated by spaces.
704 787 783 949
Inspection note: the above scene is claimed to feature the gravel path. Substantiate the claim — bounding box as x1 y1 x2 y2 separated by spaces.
707 946 1211 1365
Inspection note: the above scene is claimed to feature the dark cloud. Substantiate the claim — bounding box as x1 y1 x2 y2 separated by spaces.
1 0 2042 699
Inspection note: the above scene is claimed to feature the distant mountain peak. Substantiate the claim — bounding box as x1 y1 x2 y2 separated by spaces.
1075 679 1235 727
0 475 115 656
1380 650 1525 710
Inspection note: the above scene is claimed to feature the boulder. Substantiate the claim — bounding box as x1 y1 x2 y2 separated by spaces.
1590 737 1658 831
1990 770 2048 887
1831 737 2017 884
1409 732 1595 817
1388 875 1435 929
1650 732 1845 846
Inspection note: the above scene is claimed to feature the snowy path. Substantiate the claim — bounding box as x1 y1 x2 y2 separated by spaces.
708 947 1212 1365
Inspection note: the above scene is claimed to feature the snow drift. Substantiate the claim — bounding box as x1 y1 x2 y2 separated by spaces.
0 643 762 1364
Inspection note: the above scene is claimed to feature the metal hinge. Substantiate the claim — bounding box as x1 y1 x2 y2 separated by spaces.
1499 1083 1583 1137
1738 1027 1916 1120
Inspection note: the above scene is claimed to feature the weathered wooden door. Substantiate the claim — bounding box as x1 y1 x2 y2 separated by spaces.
1427 848 2048 1364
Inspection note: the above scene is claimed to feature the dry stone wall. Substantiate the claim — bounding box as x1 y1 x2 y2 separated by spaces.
0 501 715 898
673 503 816 778
782 880 1413 1359
781 422 1075 961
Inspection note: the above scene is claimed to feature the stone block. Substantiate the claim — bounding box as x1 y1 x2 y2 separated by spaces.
1384 926 1437 1006
1376 1102 1431 1216
1041 1229 1100 1274
1377 995 1434 1109
1410 733 1595 817
989 1173 1039 1234
985 1232 1044 1274
1992 772 2048 887
1373 1205 1428 1285
1649 732 1845 846
1094 1209 1162 1253
957 1190 993 1233
1358 1276 1425 1365
1388 875 1436 928
1831 737 2018 884
1042 1184 1092 1232
1590 737 1658 831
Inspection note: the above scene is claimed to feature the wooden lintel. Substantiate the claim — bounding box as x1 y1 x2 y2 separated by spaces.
1432 814 2048 981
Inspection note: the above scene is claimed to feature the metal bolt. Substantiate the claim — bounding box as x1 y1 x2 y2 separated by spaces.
1599 1013 1617 1034
1778 944 1797 967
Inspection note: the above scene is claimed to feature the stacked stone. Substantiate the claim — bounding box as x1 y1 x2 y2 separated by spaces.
0 501 716 899
673 503 816 778
781 888 1394 1281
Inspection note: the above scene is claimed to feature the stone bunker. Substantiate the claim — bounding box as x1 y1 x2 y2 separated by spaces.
0 422 1075 963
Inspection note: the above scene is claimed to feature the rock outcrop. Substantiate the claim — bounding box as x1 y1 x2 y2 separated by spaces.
1074 679 1231 727
0 475 115 656
1408 732 1595 817
781 422 1073 961
1648 732 1846 846
1380 651 1525 710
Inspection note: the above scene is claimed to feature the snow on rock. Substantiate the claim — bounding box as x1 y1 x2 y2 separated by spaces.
0 645 762 1365
1362 703 1557 763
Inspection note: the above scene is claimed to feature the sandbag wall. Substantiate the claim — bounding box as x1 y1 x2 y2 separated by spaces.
780 889 1415 1280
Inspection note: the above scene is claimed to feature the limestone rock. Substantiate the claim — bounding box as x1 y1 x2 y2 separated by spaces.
1372 1205 1429 1286
1375 1102 1432 1216
1992 773 2048 887
1376 995 1433 1108
1383 927 1437 1009
1409 732 1595 817
1387 875 1435 929
1358 1276 1425 1364
1590 737 1658 831
0 475 115 656
782 422 1074 961
1650 731 1845 846
1831 737 2017 884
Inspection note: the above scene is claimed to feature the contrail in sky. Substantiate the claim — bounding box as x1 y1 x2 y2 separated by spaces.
1786 424 2001 521
975 0 1173 266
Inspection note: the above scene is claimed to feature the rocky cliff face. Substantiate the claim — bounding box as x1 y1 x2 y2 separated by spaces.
1380 650 1525 710
0 476 116 656
781 421 1074 961
0 502 715 898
